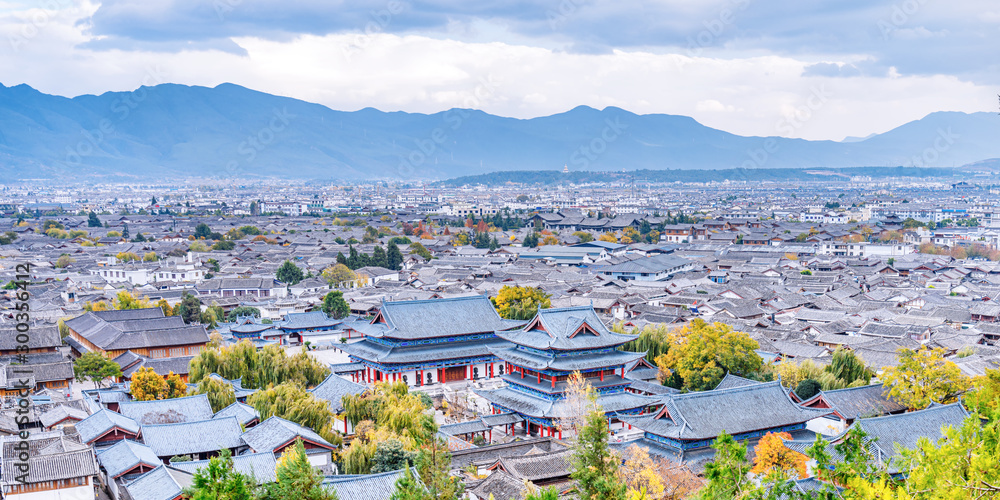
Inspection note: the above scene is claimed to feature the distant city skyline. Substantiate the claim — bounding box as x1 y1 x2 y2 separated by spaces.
0 0 996 141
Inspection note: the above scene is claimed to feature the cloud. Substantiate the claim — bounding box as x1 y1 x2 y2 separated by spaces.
70 0 1000 84
0 0 995 144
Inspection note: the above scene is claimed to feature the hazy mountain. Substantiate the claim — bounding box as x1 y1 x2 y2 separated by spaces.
0 82 997 181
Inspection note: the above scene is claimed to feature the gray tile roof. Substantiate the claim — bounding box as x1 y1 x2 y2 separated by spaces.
1 432 99 484
96 439 161 478
322 467 419 500
171 451 277 483
468 469 527 500
714 373 762 390
370 295 512 339
212 402 260 426
64 308 209 351
38 405 89 428
76 408 140 444
496 305 638 351
124 465 192 500
496 447 573 481
852 402 969 469
810 384 906 421
119 394 214 425
309 374 366 413
141 417 244 457
625 381 834 442
240 416 335 453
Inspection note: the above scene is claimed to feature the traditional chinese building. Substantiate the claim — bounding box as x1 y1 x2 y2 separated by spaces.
621 380 833 462
64 308 209 359
476 305 659 439
342 295 521 386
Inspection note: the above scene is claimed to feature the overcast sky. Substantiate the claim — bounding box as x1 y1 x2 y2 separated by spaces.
1 0 997 140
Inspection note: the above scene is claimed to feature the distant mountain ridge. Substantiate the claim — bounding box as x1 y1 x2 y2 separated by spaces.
0 82 997 181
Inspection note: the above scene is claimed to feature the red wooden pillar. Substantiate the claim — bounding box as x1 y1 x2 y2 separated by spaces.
537 372 541 384
600 370 604 382
343 416 348 434
558 428 562 440
551 375 556 389
520 367 524 379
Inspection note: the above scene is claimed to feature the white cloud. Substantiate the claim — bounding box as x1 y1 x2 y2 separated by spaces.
0 2 994 142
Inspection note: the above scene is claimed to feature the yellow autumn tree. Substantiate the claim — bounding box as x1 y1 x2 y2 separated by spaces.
113 291 153 310
881 347 972 410
598 232 618 243
129 366 170 401
616 444 665 499
750 432 808 479
491 285 552 320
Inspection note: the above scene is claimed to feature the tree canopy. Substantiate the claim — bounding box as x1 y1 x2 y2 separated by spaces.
490 285 552 320
322 291 350 319
129 367 186 401
881 346 972 410
655 319 763 391
73 352 122 388
277 260 305 285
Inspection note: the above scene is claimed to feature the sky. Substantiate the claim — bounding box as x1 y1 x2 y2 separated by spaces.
0 0 997 140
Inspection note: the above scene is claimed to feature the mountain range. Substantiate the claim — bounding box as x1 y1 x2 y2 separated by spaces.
0 82 997 181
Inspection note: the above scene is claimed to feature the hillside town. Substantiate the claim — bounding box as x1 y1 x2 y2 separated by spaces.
2 179 1000 500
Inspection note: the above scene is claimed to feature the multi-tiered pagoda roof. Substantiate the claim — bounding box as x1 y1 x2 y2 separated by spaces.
477 306 658 429
342 295 524 381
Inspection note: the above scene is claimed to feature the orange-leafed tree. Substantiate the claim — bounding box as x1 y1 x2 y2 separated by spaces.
751 431 808 479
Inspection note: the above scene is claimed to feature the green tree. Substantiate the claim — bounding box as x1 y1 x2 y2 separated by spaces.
571 403 626 500
175 292 203 325
795 379 822 400
390 467 428 500
523 231 540 248
248 382 338 444
189 341 329 390
408 242 432 261
371 439 416 474
194 223 212 239
87 211 102 227
573 231 595 243
826 347 872 386
227 306 262 322
386 240 404 271
371 245 388 268
965 368 1000 418
698 432 754 500
183 449 255 500
881 346 972 410
322 291 350 319
413 438 463 500
73 352 122 388
262 438 338 500
277 260 305 285
196 376 237 413
900 411 1000 499
213 240 236 251
490 285 552 320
